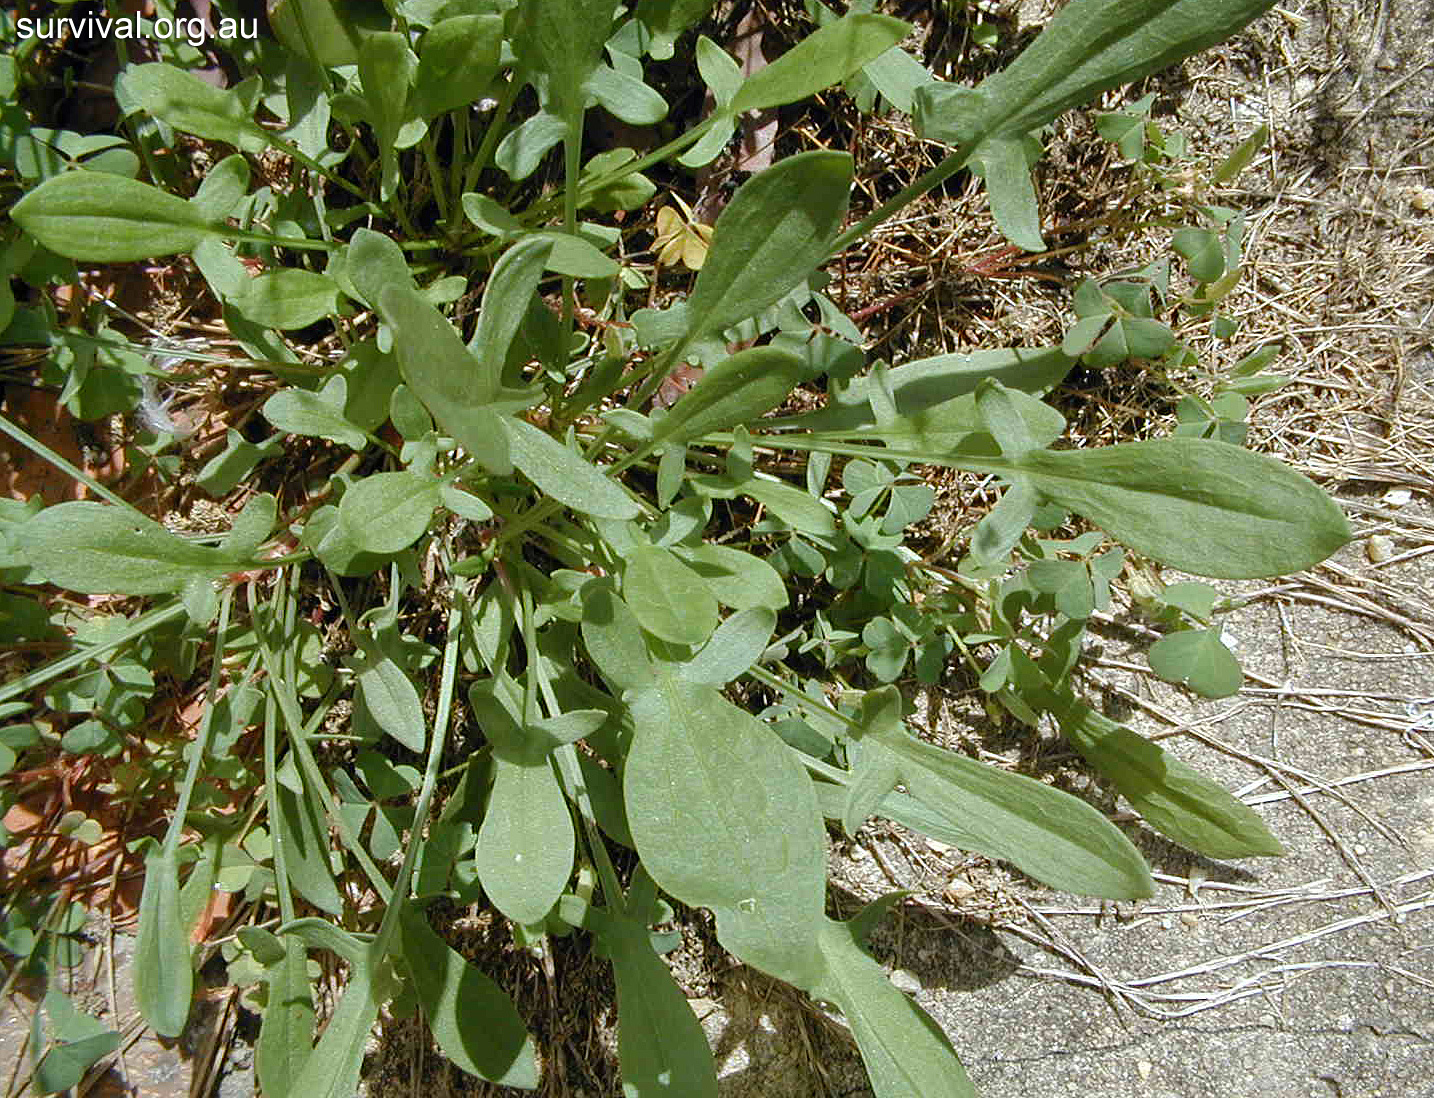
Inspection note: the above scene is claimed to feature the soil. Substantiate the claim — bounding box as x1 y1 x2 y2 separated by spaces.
2 1 1431 1096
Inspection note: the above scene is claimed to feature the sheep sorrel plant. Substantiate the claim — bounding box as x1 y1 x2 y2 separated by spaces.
2 0 1349 1094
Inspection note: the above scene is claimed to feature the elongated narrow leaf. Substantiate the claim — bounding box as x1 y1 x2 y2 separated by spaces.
852 688 1152 899
17 502 246 595
970 135 1044 252
684 151 852 339
274 780 344 915
471 238 554 394
1046 690 1283 858
915 0 1278 146
504 417 641 519
623 545 719 646
256 937 315 1098
780 345 1074 433
808 919 975 1098
134 849 192 1037
380 285 512 473
731 14 911 113
398 904 540 1085
119 63 268 152
1005 438 1349 579
12 171 222 261
624 674 826 984
287 959 383 1098
581 904 720 1097
651 346 804 447
519 0 614 114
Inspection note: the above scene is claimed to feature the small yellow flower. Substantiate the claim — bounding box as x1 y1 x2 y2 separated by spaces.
653 194 714 271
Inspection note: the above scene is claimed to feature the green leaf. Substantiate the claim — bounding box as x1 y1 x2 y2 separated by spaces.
1047 690 1284 858
255 937 315 1098
134 848 192 1037
474 754 573 925
231 270 342 330
471 238 555 392
413 15 503 118
783 345 1074 434
580 584 656 695
264 384 368 450
1028 558 1095 620
274 776 344 915
17 502 246 595
398 904 540 1085
674 544 788 611
1172 227 1225 283
267 0 390 66
12 171 221 262
576 902 720 1097
1001 438 1349 579
970 135 1044 252
504 416 641 519
914 0 1279 146
1147 627 1243 698
693 473 838 537
636 0 719 60
527 230 619 278
119 63 268 152
1213 122 1269 184
338 472 441 556
34 1028 122 1095
684 151 852 340
191 153 252 221
680 607 776 685
625 675 826 984
851 688 1153 899
518 0 615 115
352 635 427 752
650 346 805 447
731 14 911 113
380 285 513 473
808 919 975 1098
968 479 1038 568
285 953 385 1098
975 378 1050 457
623 544 719 646
582 65 669 125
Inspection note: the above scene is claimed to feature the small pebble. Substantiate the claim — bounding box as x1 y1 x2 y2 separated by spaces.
944 877 977 902
890 968 922 992
1366 535 1395 563
1136 1060 1153 1080
1180 911 1201 929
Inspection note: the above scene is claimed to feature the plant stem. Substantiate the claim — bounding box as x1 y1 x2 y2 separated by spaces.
0 413 148 518
0 601 186 707
373 591 463 950
160 589 233 859
830 140 978 256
